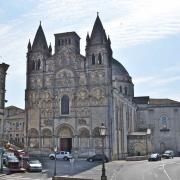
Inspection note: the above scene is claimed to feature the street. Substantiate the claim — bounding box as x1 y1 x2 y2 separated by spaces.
0 157 180 180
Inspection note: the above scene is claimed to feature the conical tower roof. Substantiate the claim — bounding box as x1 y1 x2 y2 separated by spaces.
90 14 107 44
32 22 48 51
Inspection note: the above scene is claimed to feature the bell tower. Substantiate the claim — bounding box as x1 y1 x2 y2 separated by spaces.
85 14 112 70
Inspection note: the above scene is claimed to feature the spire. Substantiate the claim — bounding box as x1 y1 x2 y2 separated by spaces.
27 39 31 52
48 43 52 54
32 22 48 51
90 14 107 45
108 35 111 45
86 32 90 43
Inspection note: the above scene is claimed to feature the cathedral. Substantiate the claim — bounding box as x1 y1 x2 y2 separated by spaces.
25 15 180 160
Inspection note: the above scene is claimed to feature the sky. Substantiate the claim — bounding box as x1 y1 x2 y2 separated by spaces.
1 0 180 108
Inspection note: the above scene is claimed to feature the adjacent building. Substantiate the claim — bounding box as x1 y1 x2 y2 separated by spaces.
0 63 9 145
3 106 25 148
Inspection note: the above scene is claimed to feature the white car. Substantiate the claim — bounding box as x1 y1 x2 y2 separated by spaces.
27 160 42 172
49 151 72 161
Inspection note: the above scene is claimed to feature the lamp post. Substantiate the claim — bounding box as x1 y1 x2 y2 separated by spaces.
146 128 151 155
99 123 107 180
53 146 57 178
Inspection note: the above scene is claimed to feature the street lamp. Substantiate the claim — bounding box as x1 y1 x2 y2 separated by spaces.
99 123 107 180
146 128 151 155
53 146 57 178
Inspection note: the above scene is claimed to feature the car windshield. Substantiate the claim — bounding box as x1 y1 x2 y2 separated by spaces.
29 160 40 164
164 150 172 154
8 156 18 160
150 153 157 158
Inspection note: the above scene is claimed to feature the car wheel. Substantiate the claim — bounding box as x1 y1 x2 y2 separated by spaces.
50 156 55 160
64 157 68 161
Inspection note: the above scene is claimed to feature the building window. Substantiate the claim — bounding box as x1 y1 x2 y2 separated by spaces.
160 115 168 129
37 59 41 70
125 87 128 95
119 86 122 93
98 53 102 64
32 60 35 70
92 54 95 65
68 39 71 44
61 95 69 115
16 122 19 129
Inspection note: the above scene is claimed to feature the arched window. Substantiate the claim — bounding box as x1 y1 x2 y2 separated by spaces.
160 115 168 129
119 86 122 93
62 39 64 45
125 87 128 95
68 39 71 44
32 60 35 70
61 95 69 115
98 53 102 64
92 54 95 65
37 59 41 70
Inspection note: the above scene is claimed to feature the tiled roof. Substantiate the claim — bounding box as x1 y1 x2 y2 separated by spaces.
149 99 180 105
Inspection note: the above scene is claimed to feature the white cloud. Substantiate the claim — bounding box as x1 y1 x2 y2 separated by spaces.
1 0 180 107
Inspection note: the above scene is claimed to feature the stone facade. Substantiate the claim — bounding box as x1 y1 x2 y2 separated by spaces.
24 15 180 159
25 16 136 159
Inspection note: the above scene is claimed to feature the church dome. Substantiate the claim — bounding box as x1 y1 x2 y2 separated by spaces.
112 58 129 76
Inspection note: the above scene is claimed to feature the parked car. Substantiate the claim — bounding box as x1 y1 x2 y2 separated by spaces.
87 154 109 162
4 155 25 172
49 151 72 160
148 153 161 161
26 160 42 172
4 155 19 167
162 150 174 159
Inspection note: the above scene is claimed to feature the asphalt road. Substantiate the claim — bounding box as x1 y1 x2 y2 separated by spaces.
117 159 180 180
0 157 180 180
42 157 180 180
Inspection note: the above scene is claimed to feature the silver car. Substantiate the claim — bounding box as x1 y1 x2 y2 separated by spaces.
27 160 42 172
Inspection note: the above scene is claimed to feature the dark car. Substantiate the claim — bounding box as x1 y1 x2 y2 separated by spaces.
4 155 25 173
148 153 161 161
87 154 109 162
162 150 174 159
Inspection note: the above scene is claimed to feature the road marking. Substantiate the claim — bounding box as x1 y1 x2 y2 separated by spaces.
162 164 172 180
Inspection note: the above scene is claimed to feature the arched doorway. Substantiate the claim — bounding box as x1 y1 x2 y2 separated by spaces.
56 125 73 152
133 142 146 156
